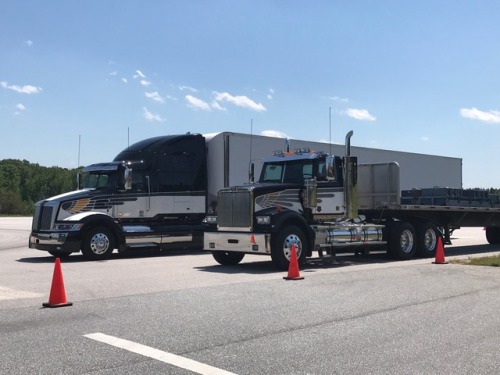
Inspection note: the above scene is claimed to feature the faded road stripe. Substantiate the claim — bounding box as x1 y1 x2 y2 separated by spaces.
0 286 43 300
84 332 238 375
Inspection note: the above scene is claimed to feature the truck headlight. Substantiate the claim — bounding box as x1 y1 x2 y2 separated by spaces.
52 223 84 231
204 215 218 224
256 216 271 225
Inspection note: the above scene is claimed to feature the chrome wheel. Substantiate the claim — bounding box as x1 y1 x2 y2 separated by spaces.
89 232 110 255
423 228 437 252
282 233 303 260
400 229 415 254
82 226 115 260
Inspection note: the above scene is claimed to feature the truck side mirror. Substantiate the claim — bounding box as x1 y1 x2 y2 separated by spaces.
303 178 317 208
249 162 255 183
326 156 336 181
77 169 86 190
120 167 133 192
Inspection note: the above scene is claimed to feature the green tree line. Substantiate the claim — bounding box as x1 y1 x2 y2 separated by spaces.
0 159 79 215
2 158 500 216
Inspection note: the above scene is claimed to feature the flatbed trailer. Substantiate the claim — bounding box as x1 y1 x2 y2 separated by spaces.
357 161 500 244
362 205 500 244
204 131 500 270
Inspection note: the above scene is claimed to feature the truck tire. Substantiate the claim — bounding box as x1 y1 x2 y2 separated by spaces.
81 226 115 260
212 251 245 265
388 222 416 260
271 225 307 270
485 227 500 244
416 222 441 258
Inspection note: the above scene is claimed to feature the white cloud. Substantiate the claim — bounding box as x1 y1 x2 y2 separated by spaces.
134 70 146 79
179 85 197 92
344 108 376 121
210 100 226 111
213 92 266 112
133 70 150 86
261 130 289 138
14 103 26 115
330 96 349 103
121 78 128 83
25 40 33 47
267 88 274 100
185 95 211 111
145 91 165 103
142 107 164 122
109 71 118 76
460 107 500 124
1 81 42 94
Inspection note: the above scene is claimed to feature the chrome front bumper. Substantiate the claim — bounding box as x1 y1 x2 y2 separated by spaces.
204 231 271 255
29 231 81 253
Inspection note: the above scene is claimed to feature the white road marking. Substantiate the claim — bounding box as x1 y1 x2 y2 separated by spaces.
84 332 238 375
0 286 43 300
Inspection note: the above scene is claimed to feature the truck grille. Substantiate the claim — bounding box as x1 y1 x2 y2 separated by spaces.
218 190 252 229
32 205 53 231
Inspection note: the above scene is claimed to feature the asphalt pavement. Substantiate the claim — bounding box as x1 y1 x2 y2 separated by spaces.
1 218 499 374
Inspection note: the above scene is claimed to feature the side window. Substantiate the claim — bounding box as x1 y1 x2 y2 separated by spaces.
284 162 307 183
317 161 327 181
130 171 145 192
302 163 313 178
154 138 206 192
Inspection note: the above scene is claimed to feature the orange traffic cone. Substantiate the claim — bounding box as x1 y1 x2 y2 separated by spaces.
43 258 73 308
433 236 448 264
283 244 304 280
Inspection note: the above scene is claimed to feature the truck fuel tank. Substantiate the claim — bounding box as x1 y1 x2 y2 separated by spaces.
313 222 385 246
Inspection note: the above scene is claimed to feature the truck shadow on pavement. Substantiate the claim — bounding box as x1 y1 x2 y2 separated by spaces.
17 243 500 274
16 248 208 264
196 243 500 274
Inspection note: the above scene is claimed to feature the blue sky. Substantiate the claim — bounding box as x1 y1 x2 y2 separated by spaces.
1 1 500 188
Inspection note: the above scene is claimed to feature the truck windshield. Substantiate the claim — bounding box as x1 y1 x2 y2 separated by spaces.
260 160 313 184
83 171 117 190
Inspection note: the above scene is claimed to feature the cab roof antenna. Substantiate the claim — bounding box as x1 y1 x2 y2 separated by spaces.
329 107 332 156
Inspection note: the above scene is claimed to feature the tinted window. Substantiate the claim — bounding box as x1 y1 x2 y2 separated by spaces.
153 138 206 192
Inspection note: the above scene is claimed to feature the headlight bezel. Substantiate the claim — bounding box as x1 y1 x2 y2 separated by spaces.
52 222 84 231
256 215 271 225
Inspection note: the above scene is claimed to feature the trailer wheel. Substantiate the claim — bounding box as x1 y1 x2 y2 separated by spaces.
81 226 115 260
416 222 441 258
388 222 416 260
212 251 245 265
271 225 307 270
485 227 500 244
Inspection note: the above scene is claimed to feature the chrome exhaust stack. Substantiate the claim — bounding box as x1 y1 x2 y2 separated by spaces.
344 131 358 219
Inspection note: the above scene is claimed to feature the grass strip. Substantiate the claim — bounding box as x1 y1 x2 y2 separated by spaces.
450 254 500 267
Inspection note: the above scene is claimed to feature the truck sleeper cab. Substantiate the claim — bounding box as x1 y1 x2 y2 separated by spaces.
29 134 208 260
